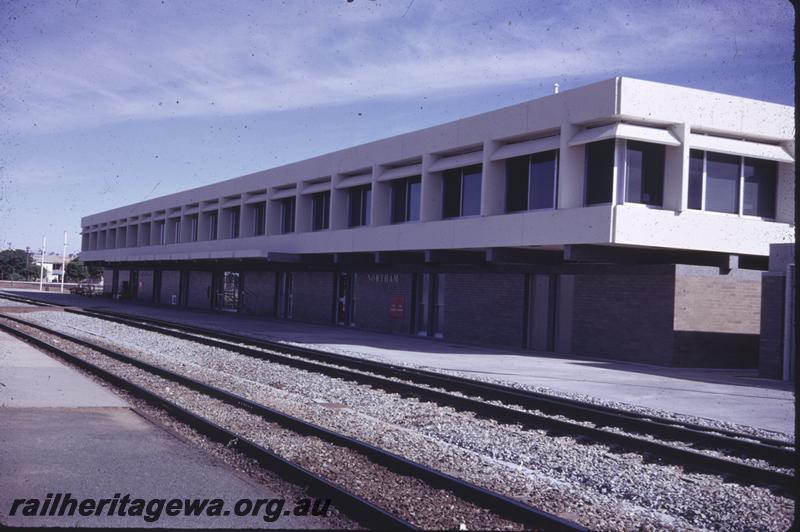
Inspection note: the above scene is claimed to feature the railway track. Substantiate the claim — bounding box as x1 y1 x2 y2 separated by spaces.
0 314 583 531
0 292 794 492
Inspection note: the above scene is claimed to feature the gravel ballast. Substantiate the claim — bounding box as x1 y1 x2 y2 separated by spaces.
9 311 795 531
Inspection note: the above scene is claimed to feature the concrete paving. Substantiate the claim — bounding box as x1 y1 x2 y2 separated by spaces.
0 327 340 528
3 290 796 435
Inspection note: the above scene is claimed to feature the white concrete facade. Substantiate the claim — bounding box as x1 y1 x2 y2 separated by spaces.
80 77 795 262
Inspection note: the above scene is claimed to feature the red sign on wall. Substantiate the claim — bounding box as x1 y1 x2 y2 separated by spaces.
389 295 405 319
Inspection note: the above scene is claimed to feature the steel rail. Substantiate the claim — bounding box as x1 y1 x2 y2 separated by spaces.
62 305 795 466
0 320 415 531
0 315 585 531
2 310 794 492
62 301 793 452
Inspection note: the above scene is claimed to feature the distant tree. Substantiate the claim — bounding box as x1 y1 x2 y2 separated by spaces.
65 259 104 282
65 260 89 282
0 249 39 281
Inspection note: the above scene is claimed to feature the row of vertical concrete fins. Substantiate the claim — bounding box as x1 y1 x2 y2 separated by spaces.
105 263 762 369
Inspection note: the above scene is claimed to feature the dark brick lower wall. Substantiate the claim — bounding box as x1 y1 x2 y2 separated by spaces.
443 273 525 348
137 271 154 302
673 332 759 368
571 271 676 364
292 271 334 324
242 270 276 315
187 270 212 309
159 270 180 305
758 275 785 378
353 273 412 334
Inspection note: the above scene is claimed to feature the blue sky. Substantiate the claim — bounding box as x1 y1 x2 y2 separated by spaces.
0 0 793 254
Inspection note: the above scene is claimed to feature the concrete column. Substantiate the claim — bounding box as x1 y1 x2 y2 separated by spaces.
330 174 348 229
295 191 311 233
557 123 584 208
776 139 795 223
613 137 625 205
266 199 282 235
420 153 441 222
663 122 690 212
371 165 391 226
481 139 504 216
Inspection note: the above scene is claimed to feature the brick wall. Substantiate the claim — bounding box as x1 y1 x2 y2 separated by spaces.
672 271 761 367
137 270 154 302
758 275 785 378
242 270 276 315
571 271 675 364
291 271 334 324
443 273 525 347
187 270 212 309
353 272 412 334
159 270 181 306
674 275 761 334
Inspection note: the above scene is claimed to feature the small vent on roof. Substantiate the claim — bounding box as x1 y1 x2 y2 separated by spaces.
553 82 559 94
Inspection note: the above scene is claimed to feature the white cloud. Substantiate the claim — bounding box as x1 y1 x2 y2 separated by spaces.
1 0 792 133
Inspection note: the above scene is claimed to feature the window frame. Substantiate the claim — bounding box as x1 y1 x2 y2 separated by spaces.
505 150 559 213
687 149 777 219
390 175 422 224
280 197 296 234
442 164 482 219
623 140 665 207
311 191 331 231
347 185 372 228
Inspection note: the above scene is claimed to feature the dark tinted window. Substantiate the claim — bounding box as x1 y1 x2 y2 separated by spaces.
280 197 295 234
391 179 407 223
705 152 739 214
505 156 528 213
390 176 421 223
443 164 482 218
625 141 664 206
229 207 240 238
442 169 462 218
529 150 558 210
743 158 777 218
348 185 371 227
585 139 615 205
253 202 266 236
407 177 421 221
461 165 482 216
208 212 218 240
688 150 704 209
311 191 330 231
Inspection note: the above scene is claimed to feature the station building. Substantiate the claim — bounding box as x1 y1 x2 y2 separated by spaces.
79 78 795 370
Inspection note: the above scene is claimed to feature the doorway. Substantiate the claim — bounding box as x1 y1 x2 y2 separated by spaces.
335 272 356 326
413 273 444 338
275 272 293 319
527 274 558 351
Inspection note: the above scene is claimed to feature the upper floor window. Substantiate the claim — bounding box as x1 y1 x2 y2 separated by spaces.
688 149 776 218
443 164 481 218
585 139 615 205
280 197 296 234
157 221 166 245
311 191 330 231
625 141 664 206
188 215 199 242
252 202 266 236
506 150 558 212
391 176 421 223
348 185 371 227
171 218 181 243
228 206 240 238
208 211 218 240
